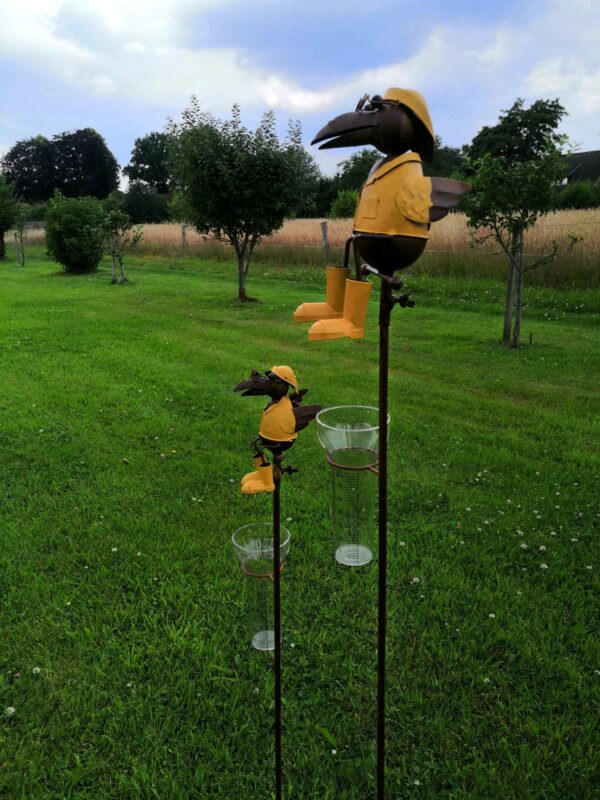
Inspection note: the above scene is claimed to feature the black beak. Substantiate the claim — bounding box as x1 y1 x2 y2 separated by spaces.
233 371 271 397
311 110 380 150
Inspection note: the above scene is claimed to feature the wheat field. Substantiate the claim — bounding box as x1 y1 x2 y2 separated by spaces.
109 209 600 251
20 209 600 286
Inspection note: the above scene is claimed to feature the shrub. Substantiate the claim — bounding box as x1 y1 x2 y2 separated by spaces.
45 192 105 273
557 181 600 210
329 189 358 218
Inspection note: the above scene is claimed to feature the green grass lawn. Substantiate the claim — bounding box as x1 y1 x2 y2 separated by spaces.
0 248 598 799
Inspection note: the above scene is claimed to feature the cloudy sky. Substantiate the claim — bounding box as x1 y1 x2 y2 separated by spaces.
0 0 598 179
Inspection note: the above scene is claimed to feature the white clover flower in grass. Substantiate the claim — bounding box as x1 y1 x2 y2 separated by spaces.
111 547 118 552
32 667 41 675
539 545 546 552
5 707 15 716
520 543 528 549
331 749 337 755
540 563 549 570
411 577 420 584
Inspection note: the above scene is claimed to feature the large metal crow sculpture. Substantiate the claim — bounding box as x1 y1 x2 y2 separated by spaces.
294 88 471 340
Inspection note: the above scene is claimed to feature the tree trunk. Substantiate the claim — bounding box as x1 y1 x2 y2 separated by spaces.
502 259 516 345
119 255 126 283
237 254 247 301
111 254 117 283
0 231 6 260
511 226 525 348
244 236 258 276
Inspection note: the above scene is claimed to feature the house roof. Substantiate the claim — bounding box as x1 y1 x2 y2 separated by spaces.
563 150 600 183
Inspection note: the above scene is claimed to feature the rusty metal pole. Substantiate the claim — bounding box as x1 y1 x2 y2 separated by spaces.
377 281 392 800
272 454 283 800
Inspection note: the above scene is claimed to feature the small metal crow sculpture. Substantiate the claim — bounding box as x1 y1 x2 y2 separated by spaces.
234 366 321 493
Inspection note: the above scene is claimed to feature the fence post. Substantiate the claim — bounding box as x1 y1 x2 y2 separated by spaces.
14 231 25 268
181 223 188 256
320 221 329 264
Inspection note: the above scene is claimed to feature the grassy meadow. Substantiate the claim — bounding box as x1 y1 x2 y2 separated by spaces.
0 245 598 798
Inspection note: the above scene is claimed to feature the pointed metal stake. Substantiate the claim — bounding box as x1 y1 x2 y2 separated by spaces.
377 281 392 800
272 454 283 800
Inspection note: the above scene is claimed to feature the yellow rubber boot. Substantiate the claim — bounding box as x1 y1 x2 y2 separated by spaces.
308 279 372 341
241 464 275 494
293 266 350 322
241 456 264 486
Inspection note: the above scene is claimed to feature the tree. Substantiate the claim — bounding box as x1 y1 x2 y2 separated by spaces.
168 100 311 301
123 183 170 223
123 132 173 193
283 126 322 218
53 129 119 199
1 136 55 203
12 202 29 267
334 148 381 193
462 99 572 348
45 192 106 274
557 180 600 210
2 130 119 202
0 175 20 259
423 136 466 178
102 210 143 284
330 189 358 218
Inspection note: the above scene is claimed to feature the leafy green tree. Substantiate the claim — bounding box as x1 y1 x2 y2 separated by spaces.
45 192 106 274
334 148 380 193
423 136 466 178
123 132 173 193
102 210 143 284
0 175 20 259
169 99 312 301
12 202 29 267
123 183 170 223
1 136 55 203
284 124 321 218
313 175 338 217
557 180 600 210
462 98 573 347
329 189 358 218
52 129 119 199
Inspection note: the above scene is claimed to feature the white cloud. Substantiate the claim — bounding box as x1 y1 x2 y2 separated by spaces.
0 0 598 154
89 74 117 95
